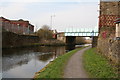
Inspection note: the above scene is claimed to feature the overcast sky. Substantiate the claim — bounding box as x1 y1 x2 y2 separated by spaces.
0 0 99 32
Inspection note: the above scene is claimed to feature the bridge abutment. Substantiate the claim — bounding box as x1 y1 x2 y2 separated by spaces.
92 36 98 48
66 36 76 45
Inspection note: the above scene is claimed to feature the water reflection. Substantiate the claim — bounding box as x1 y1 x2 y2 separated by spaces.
2 46 73 78
65 45 75 51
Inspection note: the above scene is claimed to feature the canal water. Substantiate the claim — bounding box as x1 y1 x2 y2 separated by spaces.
2 46 76 78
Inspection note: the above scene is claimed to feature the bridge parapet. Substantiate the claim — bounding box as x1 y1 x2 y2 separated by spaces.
65 28 99 37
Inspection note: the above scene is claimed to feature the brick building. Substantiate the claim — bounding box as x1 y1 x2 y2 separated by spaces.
99 0 120 37
97 0 120 64
0 17 34 35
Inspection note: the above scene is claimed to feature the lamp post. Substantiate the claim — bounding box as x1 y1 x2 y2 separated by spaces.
50 15 55 29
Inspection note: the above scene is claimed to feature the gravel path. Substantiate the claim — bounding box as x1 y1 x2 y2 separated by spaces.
63 47 91 78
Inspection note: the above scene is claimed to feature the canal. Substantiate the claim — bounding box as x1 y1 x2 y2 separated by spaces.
2 46 76 78
2 44 91 78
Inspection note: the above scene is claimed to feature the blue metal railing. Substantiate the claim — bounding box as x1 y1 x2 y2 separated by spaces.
64 28 99 37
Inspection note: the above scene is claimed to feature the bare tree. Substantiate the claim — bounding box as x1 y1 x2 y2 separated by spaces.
41 25 51 30
36 25 53 39
76 37 86 44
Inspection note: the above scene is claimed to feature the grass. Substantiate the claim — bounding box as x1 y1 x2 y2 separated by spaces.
35 47 85 79
83 48 118 78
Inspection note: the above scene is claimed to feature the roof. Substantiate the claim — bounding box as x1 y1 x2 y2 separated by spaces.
0 17 10 22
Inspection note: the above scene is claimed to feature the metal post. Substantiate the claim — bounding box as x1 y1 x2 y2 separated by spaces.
92 30 94 40
50 15 55 29
50 16 52 28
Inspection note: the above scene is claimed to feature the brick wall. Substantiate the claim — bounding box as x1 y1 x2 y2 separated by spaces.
2 32 39 48
97 1 120 64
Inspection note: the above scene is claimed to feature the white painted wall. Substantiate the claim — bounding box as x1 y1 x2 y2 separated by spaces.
116 23 120 37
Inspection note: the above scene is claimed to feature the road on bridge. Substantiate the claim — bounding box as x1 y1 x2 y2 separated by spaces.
63 47 91 78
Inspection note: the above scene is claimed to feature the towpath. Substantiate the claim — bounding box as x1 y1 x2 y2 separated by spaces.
63 47 91 78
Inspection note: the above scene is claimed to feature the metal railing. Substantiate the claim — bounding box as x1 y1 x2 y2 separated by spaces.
64 28 99 37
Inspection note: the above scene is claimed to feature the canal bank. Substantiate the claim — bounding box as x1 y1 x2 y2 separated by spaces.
2 31 65 49
34 46 88 78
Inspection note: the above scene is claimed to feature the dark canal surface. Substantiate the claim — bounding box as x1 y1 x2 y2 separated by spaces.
2 46 76 78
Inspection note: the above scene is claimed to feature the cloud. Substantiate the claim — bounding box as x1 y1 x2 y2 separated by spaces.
29 3 99 31
0 2 27 19
1 2 99 32
1 0 40 3
1 0 99 2
53 3 99 31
